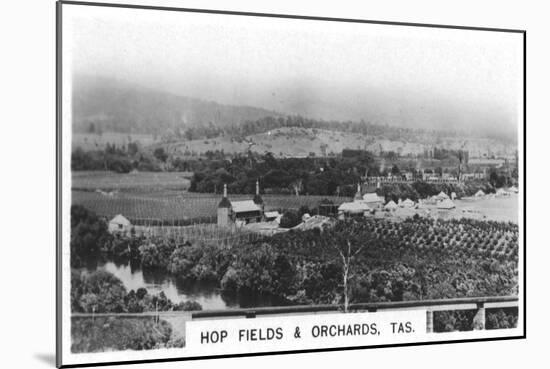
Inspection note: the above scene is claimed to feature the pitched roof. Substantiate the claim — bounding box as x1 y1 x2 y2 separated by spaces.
338 201 371 213
363 193 383 203
401 198 415 207
436 191 450 200
232 200 262 213
253 194 264 205
475 190 485 197
218 197 232 208
293 215 334 231
110 214 131 226
384 200 398 209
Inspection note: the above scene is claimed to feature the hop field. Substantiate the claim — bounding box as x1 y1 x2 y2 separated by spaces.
72 189 350 222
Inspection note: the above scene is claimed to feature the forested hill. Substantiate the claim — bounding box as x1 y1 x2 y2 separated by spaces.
72 75 282 134
72 76 515 144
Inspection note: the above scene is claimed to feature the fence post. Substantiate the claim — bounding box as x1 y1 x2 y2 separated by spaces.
473 303 486 330
426 310 434 333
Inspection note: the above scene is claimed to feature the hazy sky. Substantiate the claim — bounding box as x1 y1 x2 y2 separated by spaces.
64 4 523 138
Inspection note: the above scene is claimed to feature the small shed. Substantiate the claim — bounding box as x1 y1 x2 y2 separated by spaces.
474 189 485 197
264 211 281 222
400 198 415 208
436 191 450 200
108 214 132 234
437 199 456 209
496 188 510 197
338 201 371 215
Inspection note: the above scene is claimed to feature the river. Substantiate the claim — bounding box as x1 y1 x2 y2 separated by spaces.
84 261 287 310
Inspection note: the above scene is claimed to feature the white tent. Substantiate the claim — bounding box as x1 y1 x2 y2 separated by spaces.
474 189 485 197
496 188 510 197
508 186 519 193
401 198 415 208
384 200 398 210
424 196 438 205
437 199 455 209
338 201 371 214
436 191 449 200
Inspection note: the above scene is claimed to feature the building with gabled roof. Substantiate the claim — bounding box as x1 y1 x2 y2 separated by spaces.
217 181 265 227
108 214 132 234
384 200 398 211
363 192 384 208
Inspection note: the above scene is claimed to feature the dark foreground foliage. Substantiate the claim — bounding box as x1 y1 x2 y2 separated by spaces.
71 270 202 313
71 317 184 353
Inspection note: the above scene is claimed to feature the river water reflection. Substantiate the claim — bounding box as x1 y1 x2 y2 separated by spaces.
85 261 287 310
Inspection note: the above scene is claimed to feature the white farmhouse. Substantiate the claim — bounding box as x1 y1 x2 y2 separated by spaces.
108 214 132 234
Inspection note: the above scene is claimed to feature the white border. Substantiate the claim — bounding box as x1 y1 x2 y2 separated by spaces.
58 2 525 366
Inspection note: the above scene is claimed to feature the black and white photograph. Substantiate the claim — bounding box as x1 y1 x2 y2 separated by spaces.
56 1 525 366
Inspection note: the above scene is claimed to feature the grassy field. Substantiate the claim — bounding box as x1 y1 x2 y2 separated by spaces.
72 132 159 151
158 127 514 158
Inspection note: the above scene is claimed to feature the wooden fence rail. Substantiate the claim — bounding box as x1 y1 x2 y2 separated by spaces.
191 295 519 332
72 295 518 332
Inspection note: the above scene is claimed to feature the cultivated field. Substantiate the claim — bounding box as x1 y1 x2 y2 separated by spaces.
72 189 351 222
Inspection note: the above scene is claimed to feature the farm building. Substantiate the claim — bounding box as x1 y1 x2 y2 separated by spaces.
217 182 266 227
384 200 398 211
337 201 371 218
496 188 511 197
264 211 282 223
437 199 456 209
400 198 415 208
108 214 132 234
337 184 371 218
435 191 450 201
475 189 486 197
362 192 384 208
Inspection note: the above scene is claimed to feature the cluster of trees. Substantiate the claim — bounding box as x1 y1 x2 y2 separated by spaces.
71 317 180 352
71 205 112 267
489 168 516 188
72 144 163 173
377 180 496 202
188 151 504 200
190 152 376 196
179 115 463 143
71 269 202 313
